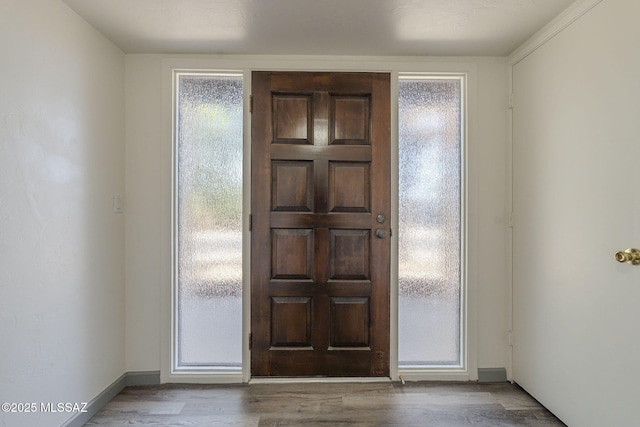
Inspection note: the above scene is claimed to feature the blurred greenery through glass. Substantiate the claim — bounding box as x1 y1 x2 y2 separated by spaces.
398 77 462 367
176 74 243 367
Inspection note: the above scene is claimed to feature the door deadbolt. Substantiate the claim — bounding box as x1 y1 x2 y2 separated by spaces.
376 214 386 224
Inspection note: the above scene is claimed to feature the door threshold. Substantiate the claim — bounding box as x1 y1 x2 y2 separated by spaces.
249 377 392 384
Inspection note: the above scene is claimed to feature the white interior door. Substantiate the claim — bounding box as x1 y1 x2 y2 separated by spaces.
512 1 640 425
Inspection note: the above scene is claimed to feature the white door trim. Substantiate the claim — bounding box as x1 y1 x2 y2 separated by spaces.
159 55 480 384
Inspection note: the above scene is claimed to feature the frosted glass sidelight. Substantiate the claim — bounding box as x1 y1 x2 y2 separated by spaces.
398 78 462 367
176 74 243 367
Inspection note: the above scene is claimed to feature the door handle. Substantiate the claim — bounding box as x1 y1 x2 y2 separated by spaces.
614 248 640 265
375 229 388 239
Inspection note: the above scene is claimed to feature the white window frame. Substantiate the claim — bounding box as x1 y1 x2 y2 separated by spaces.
161 56 478 384
397 73 466 371
172 70 244 374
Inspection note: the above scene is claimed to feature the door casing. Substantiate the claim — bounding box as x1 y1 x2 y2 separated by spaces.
162 58 477 384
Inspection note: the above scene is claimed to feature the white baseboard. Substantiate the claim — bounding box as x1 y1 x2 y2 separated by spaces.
477 368 508 383
60 370 160 427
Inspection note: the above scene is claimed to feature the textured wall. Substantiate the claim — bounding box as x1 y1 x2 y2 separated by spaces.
0 0 125 425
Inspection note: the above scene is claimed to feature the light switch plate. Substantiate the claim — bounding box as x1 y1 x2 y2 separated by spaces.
113 194 123 213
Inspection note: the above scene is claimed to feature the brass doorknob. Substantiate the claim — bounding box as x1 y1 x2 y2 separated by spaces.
614 248 640 265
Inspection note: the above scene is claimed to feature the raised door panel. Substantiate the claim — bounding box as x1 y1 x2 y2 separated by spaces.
329 229 370 280
271 229 313 280
330 297 370 348
272 94 312 144
271 297 313 348
271 161 314 212
328 162 370 213
330 95 370 145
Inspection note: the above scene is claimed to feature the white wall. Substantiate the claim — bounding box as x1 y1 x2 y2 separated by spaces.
124 55 509 378
476 62 509 370
124 55 163 372
0 0 126 425
512 0 640 425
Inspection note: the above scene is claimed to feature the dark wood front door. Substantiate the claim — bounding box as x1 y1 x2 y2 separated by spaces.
251 71 390 377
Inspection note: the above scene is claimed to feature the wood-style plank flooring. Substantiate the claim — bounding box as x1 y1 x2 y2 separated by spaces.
85 382 565 426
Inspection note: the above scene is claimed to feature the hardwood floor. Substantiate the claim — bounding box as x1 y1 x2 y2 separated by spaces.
85 381 565 426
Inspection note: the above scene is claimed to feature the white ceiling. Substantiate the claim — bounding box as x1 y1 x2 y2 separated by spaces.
62 0 575 56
